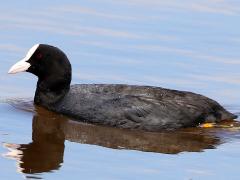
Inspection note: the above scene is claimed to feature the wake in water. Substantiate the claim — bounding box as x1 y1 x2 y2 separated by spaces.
3 98 35 113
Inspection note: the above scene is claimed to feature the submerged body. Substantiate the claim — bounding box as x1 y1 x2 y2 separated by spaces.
8 44 237 131
36 84 236 131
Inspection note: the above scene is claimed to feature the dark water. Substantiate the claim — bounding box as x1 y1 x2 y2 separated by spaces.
1 1 240 179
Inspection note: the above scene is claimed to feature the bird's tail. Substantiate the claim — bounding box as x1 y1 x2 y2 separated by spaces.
205 109 237 123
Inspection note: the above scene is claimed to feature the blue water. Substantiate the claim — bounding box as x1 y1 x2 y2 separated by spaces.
1 0 240 179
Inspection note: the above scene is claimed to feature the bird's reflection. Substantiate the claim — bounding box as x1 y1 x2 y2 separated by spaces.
4 102 231 174
4 107 66 174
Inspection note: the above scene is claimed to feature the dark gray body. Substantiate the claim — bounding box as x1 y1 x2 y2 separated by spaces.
45 84 236 131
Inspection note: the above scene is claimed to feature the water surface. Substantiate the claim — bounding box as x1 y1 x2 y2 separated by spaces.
1 0 240 179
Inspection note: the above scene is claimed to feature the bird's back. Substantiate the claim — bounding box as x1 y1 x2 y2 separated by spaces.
52 84 236 131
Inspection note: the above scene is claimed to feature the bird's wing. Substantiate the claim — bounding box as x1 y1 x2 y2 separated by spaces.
100 94 180 130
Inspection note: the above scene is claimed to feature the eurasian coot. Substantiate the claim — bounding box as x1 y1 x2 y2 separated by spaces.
8 44 237 131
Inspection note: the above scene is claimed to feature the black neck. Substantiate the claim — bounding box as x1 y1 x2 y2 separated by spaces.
34 76 71 108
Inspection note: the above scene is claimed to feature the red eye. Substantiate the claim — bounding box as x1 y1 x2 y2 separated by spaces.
36 53 43 59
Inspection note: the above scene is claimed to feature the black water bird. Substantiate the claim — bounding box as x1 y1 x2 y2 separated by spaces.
8 44 237 131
